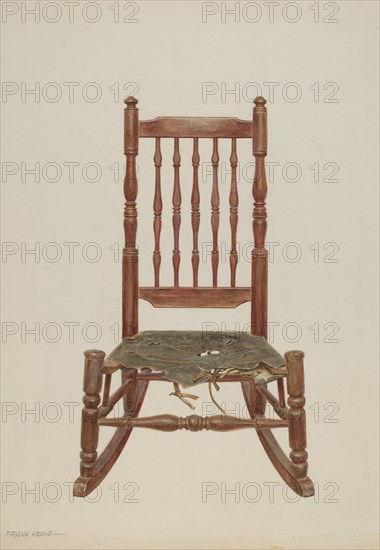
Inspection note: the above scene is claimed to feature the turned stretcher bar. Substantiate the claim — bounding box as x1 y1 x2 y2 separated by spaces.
98 414 288 431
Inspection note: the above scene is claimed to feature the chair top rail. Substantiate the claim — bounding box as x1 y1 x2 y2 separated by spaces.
139 117 252 138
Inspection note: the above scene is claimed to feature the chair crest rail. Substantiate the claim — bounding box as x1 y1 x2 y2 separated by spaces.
139 117 252 138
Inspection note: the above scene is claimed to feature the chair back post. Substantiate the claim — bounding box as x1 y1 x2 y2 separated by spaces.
123 96 139 337
251 96 268 338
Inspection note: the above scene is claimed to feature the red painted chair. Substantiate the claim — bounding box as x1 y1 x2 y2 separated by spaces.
73 96 314 498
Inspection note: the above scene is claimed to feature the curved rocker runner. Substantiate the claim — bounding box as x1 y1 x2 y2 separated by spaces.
73 96 315 498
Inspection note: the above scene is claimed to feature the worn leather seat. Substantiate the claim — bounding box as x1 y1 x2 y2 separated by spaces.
110 331 286 389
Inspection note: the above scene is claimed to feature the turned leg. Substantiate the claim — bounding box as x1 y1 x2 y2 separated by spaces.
277 378 285 408
285 350 309 480
122 370 137 414
79 350 104 480
74 364 149 498
241 380 266 417
242 352 314 497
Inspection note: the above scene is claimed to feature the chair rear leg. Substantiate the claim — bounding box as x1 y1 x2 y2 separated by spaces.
241 380 266 416
122 370 137 414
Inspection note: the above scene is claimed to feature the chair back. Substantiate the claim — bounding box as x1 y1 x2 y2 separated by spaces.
122 96 268 338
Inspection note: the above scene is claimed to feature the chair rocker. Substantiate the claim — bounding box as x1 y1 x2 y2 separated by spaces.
73 96 315 498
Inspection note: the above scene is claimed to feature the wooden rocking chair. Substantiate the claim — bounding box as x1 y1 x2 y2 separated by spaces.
73 96 315 498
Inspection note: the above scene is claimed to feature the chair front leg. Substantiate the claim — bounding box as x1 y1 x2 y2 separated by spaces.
74 353 149 498
285 350 309 480
79 350 104 480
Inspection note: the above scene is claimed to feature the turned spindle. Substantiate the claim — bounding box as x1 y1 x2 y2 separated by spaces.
191 138 200 287
229 137 239 287
211 138 220 287
286 351 309 480
251 96 268 338
123 96 139 337
79 350 104 479
172 137 181 287
153 137 163 287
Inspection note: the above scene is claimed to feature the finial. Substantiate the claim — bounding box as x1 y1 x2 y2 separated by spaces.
124 96 138 108
254 96 267 107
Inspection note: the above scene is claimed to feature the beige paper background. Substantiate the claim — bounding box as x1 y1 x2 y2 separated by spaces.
1 1 379 548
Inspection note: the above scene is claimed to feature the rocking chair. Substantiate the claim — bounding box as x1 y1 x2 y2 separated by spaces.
73 96 315 498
